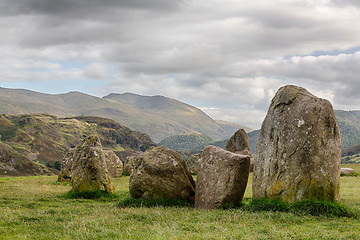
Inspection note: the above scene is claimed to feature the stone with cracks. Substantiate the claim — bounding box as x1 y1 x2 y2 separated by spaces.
71 135 115 193
195 145 250 209
226 129 254 172
253 85 341 203
129 146 195 200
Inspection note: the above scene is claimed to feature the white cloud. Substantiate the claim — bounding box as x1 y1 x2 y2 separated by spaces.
1 0 360 129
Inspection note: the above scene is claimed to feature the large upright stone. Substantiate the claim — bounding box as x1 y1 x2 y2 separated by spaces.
253 85 341 202
71 136 115 193
195 146 250 209
129 146 195 200
226 129 254 171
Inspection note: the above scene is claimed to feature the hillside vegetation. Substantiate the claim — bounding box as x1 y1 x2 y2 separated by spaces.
159 132 215 152
0 114 155 176
0 87 242 142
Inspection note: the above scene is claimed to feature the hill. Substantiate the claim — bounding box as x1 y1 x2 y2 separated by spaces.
334 110 360 149
215 120 254 133
0 114 156 176
159 132 215 152
0 87 249 142
0 141 55 177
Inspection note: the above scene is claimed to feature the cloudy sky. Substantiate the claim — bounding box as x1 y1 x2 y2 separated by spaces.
1 0 360 129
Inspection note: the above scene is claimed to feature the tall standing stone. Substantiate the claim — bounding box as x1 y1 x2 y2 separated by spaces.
129 146 195 201
253 85 341 202
71 135 115 193
195 146 250 209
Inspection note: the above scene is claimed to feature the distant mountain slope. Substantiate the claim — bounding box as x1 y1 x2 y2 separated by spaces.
0 87 251 142
0 114 156 176
103 93 230 141
159 132 215 152
215 120 254 133
335 110 360 149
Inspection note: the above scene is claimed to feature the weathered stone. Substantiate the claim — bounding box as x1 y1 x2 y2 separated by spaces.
340 168 355 175
57 148 75 182
58 147 122 181
195 145 250 209
129 146 195 200
104 150 123 178
186 153 201 175
123 155 136 176
226 129 254 172
71 135 115 193
253 85 341 203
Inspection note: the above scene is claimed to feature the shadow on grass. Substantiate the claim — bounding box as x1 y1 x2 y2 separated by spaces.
246 198 357 218
118 196 357 218
63 190 119 200
118 197 194 208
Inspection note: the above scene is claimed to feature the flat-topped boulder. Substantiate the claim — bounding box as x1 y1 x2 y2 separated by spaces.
129 146 195 201
71 135 115 193
253 85 341 202
195 145 250 209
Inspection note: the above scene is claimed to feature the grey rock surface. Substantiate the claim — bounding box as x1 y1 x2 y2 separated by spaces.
129 146 195 200
195 145 250 209
253 85 341 202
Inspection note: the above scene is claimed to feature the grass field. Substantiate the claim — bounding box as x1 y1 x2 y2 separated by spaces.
0 164 359 240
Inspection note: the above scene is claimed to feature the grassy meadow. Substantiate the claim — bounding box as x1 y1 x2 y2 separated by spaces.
0 164 359 239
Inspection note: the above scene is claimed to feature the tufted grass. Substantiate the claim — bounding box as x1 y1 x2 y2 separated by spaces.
0 165 360 239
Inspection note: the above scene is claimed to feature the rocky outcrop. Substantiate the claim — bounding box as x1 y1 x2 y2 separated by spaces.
226 129 254 172
186 153 201 175
253 85 341 203
195 146 250 209
0 142 54 177
71 136 115 193
129 146 195 200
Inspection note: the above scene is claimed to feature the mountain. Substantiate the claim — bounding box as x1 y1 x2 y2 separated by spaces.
0 87 249 142
334 110 360 149
0 113 156 176
215 120 254 133
103 92 231 141
159 132 215 152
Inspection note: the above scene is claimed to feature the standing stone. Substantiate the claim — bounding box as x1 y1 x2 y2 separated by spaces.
71 135 115 193
129 146 195 200
123 155 136 176
226 129 254 172
253 85 341 202
195 145 250 209
57 148 75 182
186 153 201 175
104 150 123 178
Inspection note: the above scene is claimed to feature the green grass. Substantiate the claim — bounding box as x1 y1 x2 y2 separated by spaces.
1 166 360 239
